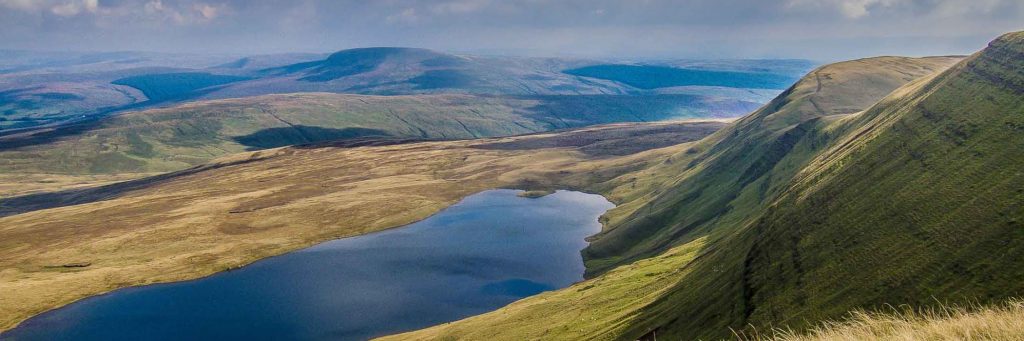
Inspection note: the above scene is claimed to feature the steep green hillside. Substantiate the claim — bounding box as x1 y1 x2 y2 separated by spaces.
392 31 1024 340
690 30 1024 338
0 93 752 174
583 55 962 273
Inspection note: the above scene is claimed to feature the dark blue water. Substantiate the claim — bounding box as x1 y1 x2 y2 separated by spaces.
2 189 612 341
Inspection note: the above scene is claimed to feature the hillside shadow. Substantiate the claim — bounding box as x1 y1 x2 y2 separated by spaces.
0 119 106 151
474 121 725 157
233 126 393 149
0 157 266 218
0 85 229 150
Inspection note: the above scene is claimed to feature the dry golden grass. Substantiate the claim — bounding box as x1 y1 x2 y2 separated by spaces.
763 300 1024 341
0 173 160 198
0 121 713 332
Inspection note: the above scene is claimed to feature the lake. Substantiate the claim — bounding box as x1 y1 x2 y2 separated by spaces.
2 189 613 341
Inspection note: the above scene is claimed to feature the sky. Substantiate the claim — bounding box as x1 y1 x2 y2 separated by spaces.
1 0 1022 61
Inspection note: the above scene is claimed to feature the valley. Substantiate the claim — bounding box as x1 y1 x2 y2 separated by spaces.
0 120 723 332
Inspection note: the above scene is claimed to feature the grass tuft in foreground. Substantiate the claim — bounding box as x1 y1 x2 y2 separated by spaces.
758 299 1024 341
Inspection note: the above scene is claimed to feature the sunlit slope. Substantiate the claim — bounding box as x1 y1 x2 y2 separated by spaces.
0 94 546 174
0 93 747 174
383 55 962 340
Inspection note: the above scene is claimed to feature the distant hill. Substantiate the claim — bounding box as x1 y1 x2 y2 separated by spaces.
563 64 799 89
201 47 632 98
0 92 757 174
0 48 812 132
211 48 814 98
0 50 811 176
264 47 466 82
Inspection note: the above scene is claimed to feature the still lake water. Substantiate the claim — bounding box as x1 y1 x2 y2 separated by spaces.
2 189 613 341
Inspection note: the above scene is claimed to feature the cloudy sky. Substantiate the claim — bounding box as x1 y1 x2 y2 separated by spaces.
1 0 1022 61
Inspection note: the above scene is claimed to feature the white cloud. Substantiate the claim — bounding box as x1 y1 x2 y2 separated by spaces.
144 0 184 23
431 0 488 14
786 0 899 19
143 0 163 13
193 3 220 20
0 0 43 11
386 7 418 24
142 0 224 24
785 0 1018 19
933 0 1004 17
49 2 78 15
1 0 1021 59
845 0 898 18
49 0 99 17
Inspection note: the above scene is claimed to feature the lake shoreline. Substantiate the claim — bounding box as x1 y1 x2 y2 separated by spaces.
3 189 615 340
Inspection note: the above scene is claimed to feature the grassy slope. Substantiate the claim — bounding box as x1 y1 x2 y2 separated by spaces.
386 53 965 339
0 121 723 332
391 32 1023 340
704 30 1024 337
0 82 142 130
771 299 1024 341
0 173 160 198
0 93 754 176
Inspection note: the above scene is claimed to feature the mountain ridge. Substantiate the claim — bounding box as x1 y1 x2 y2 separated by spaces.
0 92 758 175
